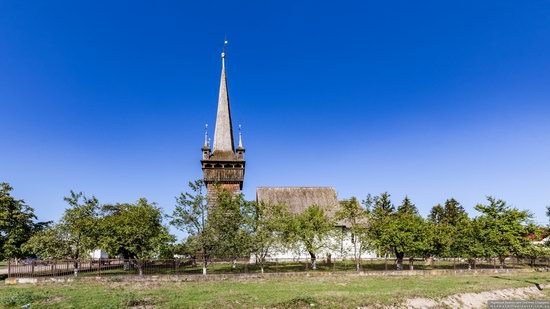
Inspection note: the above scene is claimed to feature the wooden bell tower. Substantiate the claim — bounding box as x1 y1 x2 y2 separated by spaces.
201 43 245 206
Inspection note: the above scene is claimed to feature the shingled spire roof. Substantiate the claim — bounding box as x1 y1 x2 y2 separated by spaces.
212 47 236 160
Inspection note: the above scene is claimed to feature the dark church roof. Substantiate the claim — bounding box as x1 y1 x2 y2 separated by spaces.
256 187 340 218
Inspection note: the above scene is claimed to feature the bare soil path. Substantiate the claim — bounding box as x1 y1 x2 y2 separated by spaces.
404 284 548 308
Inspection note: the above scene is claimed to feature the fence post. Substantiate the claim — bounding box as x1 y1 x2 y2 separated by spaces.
7 260 11 278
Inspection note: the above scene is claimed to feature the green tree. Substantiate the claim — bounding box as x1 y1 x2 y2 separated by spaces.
453 217 485 269
100 199 174 276
174 236 202 266
170 180 212 274
391 197 431 270
22 225 71 260
336 197 368 271
0 183 49 261
428 204 445 225
428 199 469 258
247 202 290 273
440 198 468 225
366 192 394 258
475 196 532 269
208 191 252 268
367 194 431 270
522 244 549 267
24 191 100 276
286 205 333 270
427 204 452 258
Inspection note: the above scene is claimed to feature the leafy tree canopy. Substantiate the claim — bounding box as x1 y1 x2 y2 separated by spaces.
475 196 532 266
247 201 290 271
337 197 368 270
24 191 101 271
208 191 253 261
99 198 174 261
286 205 333 269
0 183 49 260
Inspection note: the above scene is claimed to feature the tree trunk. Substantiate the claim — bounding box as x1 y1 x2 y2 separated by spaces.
203 258 207 275
138 265 143 276
409 257 414 270
467 258 475 270
260 266 264 274
232 258 237 269
499 257 505 269
309 252 317 270
73 261 79 277
354 238 359 271
395 251 404 270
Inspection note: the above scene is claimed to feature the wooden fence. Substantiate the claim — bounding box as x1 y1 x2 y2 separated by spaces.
6 257 549 278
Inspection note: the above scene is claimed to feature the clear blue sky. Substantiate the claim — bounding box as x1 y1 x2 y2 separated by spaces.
1 1 549 233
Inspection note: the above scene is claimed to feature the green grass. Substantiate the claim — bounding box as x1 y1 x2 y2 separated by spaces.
1 272 549 308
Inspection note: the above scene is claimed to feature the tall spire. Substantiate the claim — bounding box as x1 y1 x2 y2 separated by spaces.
212 39 235 157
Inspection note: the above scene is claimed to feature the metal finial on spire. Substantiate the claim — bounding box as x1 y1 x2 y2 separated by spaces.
238 124 243 148
221 37 228 59
203 124 209 148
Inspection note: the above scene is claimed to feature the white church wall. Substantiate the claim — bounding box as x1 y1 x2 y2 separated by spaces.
250 227 377 263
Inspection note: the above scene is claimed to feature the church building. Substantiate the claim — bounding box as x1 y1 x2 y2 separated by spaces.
201 45 375 261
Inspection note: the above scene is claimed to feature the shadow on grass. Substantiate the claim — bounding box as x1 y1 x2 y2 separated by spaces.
491 275 544 291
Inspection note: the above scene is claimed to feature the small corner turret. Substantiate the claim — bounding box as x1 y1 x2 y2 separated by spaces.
236 124 245 160
202 124 211 160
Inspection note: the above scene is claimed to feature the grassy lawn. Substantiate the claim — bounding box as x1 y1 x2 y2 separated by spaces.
1 272 549 308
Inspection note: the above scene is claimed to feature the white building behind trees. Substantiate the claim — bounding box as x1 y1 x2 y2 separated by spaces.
255 187 376 262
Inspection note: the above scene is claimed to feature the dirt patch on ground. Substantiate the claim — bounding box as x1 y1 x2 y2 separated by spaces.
404 284 548 309
44 295 65 304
